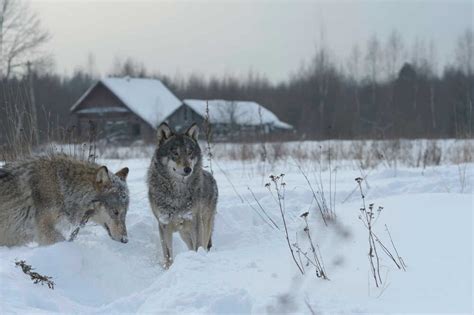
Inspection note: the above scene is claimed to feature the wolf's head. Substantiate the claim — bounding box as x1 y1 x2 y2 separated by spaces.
90 166 130 243
153 123 202 179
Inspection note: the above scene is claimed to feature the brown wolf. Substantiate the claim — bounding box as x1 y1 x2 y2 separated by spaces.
0 155 129 246
148 123 218 268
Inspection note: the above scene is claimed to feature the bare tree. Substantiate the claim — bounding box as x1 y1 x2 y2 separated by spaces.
365 34 382 85
427 40 438 130
364 34 383 135
109 56 147 78
347 44 362 133
0 0 50 78
311 30 332 137
456 28 474 77
383 30 405 132
455 29 473 136
410 38 430 111
85 52 99 79
384 30 405 80
347 44 361 83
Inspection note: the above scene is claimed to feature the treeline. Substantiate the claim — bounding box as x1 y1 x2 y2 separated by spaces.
0 30 473 144
160 61 472 140
158 30 473 140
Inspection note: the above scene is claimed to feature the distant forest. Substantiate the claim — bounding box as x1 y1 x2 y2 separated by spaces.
0 29 473 144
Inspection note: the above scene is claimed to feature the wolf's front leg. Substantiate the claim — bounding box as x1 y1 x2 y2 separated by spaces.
178 220 196 251
196 212 214 251
204 212 215 251
36 219 65 245
194 213 212 251
158 223 174 269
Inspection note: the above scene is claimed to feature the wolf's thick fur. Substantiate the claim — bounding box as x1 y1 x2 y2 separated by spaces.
148 123 218 268
0 155 130 246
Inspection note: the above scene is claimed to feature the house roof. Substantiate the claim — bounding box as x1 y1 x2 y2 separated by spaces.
71 77 182 128
182 99 293 129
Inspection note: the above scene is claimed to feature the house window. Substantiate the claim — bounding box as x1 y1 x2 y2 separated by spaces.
132 123 141 136
104 120 128 142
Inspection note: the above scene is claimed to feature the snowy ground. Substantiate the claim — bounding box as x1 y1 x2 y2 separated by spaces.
0 154 472 314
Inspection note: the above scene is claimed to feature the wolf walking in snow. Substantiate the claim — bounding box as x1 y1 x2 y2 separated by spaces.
0 155 130 246
148 123 218 268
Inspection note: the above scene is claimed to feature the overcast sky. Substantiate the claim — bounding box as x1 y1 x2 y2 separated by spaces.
31 0 473 83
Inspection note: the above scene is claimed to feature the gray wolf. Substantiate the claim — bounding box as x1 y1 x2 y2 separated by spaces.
148 123 218 268
0 155 130 246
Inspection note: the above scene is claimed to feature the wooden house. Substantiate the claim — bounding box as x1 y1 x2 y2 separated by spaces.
165 99 293 140
70 77 182 142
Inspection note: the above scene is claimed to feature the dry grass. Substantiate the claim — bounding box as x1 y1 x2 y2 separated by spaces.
207 139 473 167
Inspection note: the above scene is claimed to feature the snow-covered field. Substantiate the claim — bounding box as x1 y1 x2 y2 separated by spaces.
0 150 472 313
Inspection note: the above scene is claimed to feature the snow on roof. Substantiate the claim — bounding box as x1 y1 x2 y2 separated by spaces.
182 99 293 129
71 77 182 128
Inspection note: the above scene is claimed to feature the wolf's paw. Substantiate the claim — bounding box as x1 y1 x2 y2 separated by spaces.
162 259 173 270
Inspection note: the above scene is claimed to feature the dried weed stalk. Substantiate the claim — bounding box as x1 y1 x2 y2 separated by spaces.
355 177 406 287
15 260 55 290
266 174 304 275
204 100 214 175
299 211 329 279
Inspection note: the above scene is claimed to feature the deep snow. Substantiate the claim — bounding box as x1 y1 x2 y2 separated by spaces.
0 156 472 314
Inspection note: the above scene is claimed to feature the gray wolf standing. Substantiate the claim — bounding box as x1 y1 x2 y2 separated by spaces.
0 155 130 246
148 123 218 268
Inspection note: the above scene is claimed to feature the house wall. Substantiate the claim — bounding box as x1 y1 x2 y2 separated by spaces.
74 83 126 111
72 82 155 143
166 105 205 132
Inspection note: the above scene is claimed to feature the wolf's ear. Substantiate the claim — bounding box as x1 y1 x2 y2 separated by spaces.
115 167 129 181
157 122 172 145
96 166 110 186
185 123 199 141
